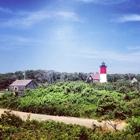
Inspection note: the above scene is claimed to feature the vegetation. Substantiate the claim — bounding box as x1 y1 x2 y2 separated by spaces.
0 69 140 90
0 111 140 140
1 81 140 120
0 71 140 139
0 70 88 90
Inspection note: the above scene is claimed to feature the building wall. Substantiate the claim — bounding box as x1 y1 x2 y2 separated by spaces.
93 79 100 82
26 81 38 89
9 86 25 92
100 74 107 83
86 75 100 83
9 81 38 92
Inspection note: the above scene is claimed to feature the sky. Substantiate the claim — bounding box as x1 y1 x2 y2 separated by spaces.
0 0 140 74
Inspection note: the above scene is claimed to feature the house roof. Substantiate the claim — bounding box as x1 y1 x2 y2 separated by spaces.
90 74 100 79
10 80 32 86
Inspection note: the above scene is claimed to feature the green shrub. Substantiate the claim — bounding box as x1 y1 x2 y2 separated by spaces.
0 111 23 127
126 117 140 134
1 81 140 120
1 92 13 99
0 111 140 140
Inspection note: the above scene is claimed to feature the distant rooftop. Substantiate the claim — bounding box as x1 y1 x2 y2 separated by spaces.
10 80 32 86
90 74 100 79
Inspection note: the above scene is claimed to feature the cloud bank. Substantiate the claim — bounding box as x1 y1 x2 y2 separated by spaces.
117 14 140 22
0 8 80 28
78 0 128 5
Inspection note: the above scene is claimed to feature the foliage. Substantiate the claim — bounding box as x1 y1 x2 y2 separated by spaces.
0 73 15 89
1 80 140 139
96 94 117 118
91 79 136 93
1 81 140 120
0 110 23 127
0 70 89 90
126 117 140 134
1 69 140 90
0 111 140 140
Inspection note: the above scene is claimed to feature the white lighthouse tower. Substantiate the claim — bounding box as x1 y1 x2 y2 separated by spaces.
100 62 107 83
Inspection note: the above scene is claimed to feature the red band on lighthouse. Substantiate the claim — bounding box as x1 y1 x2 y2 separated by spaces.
100 61 107 74
100 67 106 74
100 62 107 83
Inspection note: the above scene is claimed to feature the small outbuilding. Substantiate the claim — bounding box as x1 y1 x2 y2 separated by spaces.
9 80 38 96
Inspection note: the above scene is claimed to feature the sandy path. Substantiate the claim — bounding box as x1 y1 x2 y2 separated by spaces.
0 108 127 131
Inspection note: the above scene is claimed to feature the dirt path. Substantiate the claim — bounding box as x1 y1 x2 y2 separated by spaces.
0 108 127 131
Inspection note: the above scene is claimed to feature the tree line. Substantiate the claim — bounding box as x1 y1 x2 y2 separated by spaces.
0 69 140 89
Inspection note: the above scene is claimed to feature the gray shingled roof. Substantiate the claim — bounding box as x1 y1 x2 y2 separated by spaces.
10 80 32 86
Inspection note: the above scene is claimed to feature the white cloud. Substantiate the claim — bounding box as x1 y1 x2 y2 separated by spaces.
56 11 79 21
78 0 93 3
78 0 127 5
1 11 50 27
116 14 140 22
1 9 80 28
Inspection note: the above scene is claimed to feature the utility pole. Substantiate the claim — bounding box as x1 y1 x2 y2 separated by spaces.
128 73 131 81
23 71 26 80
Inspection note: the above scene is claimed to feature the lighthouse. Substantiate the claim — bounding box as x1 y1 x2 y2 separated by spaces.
100 62 107 83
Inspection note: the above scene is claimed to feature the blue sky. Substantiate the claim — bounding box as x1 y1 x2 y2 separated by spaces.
0 0 140 74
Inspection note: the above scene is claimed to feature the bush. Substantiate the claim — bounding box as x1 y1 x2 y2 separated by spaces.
0 111 140 140
1 81 140 120
0 110 23 127
126 117 140 134
95 94 117 117
1 92 13 99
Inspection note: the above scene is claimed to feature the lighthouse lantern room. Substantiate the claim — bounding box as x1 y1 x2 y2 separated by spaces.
100 62 107 83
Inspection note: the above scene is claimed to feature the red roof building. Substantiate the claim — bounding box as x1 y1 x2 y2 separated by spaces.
86 73 100 82
86 62 107 83
90 74 100 80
